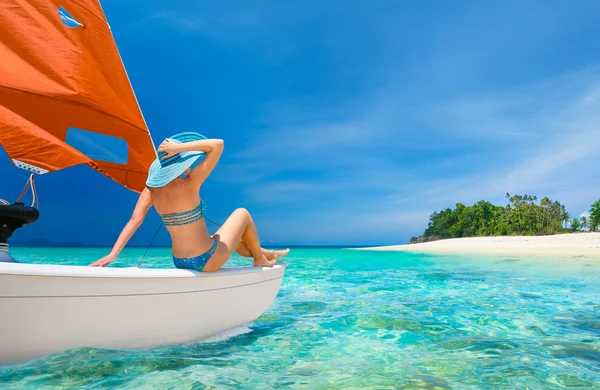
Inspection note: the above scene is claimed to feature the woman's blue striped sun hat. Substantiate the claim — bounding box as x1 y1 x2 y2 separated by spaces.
146 132 207 188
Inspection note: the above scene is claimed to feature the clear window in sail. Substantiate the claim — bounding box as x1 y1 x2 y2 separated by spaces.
65 128 129 165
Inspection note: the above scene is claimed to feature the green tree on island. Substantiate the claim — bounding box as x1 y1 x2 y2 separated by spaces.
581 216 589 231
561 206 570 229
418 194 598 240
570 218 581 231
590 200 600 232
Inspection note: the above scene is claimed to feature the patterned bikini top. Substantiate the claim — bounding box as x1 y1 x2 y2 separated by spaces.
158 199 207 226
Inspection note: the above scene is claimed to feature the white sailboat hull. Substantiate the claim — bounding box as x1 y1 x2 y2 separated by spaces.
0 262 286 365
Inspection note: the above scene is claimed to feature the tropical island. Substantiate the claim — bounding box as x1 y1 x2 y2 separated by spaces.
357 194 600 256
410 194 600 243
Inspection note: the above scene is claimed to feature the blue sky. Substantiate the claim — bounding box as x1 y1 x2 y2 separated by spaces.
2 0 600 246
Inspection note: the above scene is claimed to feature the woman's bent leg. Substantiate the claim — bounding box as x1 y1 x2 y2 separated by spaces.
203 208 275 272
234 241 253 257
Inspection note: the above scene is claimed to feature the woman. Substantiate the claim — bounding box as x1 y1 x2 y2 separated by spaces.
89 132 289 271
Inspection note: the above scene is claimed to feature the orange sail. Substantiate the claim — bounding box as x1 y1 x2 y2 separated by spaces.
0 0 156 193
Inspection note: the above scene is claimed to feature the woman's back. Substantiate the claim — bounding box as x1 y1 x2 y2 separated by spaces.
149 178 214 258
149 177 199 213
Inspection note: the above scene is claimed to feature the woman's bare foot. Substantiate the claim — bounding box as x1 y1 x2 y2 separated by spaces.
252 249 290 267
253 255 276 267
264 248 290 261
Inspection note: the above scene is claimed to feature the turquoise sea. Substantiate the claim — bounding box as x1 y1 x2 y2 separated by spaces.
1 247 600 389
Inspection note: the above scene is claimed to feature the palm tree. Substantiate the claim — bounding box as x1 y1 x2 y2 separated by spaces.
515 194 524 233
591 200 600 232
581 216 588 231
571 218 581 231
561 208 570 229
539 197 551 233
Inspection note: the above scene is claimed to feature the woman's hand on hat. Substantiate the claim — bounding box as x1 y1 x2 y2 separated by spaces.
158 138 181 159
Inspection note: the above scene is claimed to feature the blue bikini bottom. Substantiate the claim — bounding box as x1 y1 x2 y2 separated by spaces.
172 239 218 272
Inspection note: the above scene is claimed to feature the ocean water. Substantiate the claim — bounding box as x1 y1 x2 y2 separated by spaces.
1 247 600 389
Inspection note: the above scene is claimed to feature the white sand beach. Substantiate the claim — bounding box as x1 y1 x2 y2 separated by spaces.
355 233 600 257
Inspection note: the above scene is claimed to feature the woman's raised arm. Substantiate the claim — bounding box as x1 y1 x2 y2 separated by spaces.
158 138 224 185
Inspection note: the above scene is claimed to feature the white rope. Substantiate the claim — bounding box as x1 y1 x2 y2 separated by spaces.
14 174 38 208
31 175 38 208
